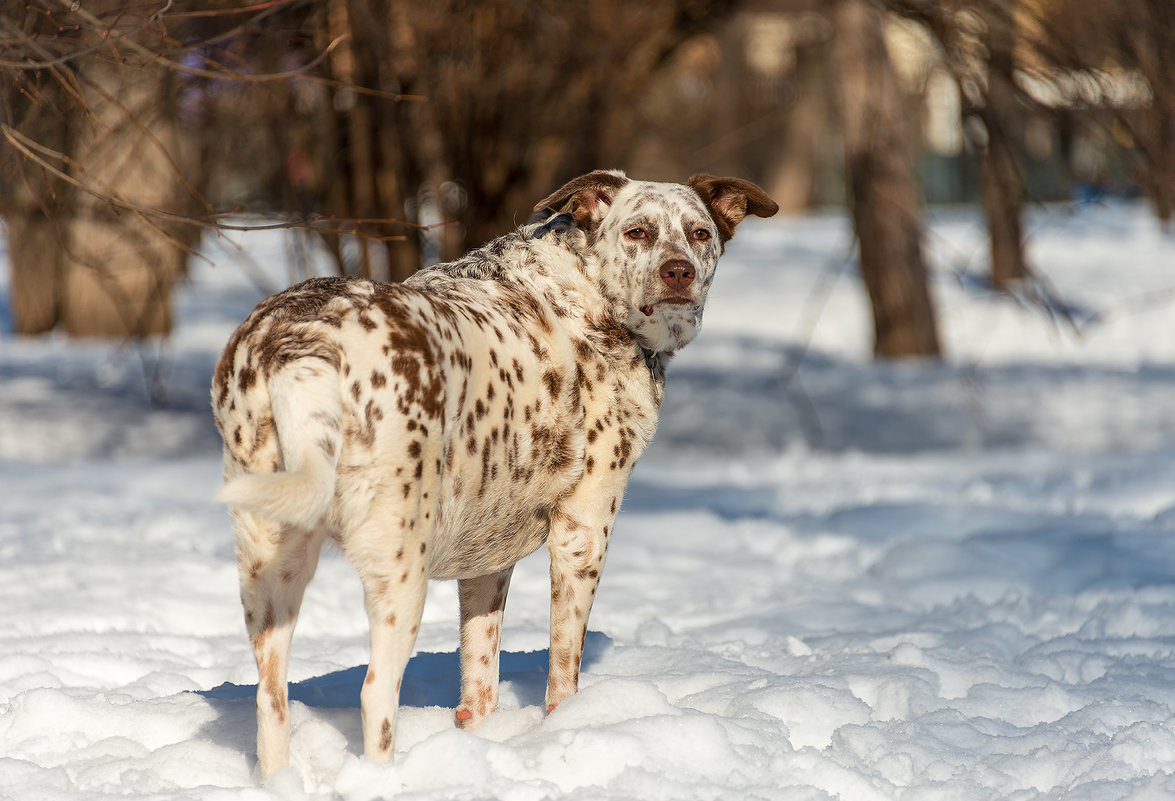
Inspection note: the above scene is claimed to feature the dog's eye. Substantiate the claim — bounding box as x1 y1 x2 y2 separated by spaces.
692 228 712 242
624 228 647 240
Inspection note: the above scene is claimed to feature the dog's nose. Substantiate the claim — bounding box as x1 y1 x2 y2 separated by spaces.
659 259 695 292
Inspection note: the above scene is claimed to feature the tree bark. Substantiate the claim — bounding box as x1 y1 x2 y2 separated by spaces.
1129 2 1175 224
977 0 1028 288
5 78 69 335
3 2 188 338
829 0 941 358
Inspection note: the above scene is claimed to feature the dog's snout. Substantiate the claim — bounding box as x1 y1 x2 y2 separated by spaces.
659 259 695 293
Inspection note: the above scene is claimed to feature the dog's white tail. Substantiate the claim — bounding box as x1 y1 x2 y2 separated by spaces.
218 362 342 529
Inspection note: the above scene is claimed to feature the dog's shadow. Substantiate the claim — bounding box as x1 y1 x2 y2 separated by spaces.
196 632 612 756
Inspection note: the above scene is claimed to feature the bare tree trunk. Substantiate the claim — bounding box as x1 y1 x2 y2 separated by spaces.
978 0 1028 288
1129 2 1175 224
61 59 183 337
3 2 190 338
6 77 70 334
829 0 941 358
322 0 420 281
1145 105 1175 225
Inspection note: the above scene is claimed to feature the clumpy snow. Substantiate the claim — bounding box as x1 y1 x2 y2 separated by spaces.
2 203 1175 800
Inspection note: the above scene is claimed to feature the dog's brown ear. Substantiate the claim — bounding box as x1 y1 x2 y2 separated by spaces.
534 170 630 228
687 175 779 244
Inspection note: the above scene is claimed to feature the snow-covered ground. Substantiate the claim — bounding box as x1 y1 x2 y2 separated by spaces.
3 203 1175 800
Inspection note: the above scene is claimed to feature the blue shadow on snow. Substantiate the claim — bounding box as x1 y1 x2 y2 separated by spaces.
200 631 612 711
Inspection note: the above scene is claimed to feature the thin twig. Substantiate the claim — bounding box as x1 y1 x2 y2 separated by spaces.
1 123 423 245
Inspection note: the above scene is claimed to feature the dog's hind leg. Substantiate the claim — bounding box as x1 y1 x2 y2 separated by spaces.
232 510 325 778
345 491 431 764
455 566 514 728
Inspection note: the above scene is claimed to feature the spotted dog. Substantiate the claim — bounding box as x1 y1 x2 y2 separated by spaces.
212 170 777 778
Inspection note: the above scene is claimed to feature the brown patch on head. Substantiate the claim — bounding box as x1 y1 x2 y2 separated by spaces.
686 174 779 244
534 170 631 229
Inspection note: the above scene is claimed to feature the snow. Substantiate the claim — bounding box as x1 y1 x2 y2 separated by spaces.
3 202 1175 799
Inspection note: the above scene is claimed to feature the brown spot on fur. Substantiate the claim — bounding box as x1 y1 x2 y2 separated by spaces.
377 300 446 420
258 650 286 724
379 718 392 752
542 369 561 398
238 365 257 393
371 370 387 389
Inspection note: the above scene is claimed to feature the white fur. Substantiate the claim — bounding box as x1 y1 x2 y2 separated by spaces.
217 363 341 529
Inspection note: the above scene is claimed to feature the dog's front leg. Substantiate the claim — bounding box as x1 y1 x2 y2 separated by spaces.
544 506 613 713
455 566 514 728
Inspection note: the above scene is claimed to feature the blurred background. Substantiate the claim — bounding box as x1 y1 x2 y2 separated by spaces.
1 0 1172 359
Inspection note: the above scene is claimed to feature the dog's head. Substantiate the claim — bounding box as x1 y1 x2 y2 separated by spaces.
535 170 777 353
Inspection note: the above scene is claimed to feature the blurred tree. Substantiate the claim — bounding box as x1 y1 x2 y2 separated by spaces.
1 1 196 336
3 0 749 311
889 0 1029 289
1028 0 1175 224
311 0 742 279
975 0 1028 288
828 0 942 358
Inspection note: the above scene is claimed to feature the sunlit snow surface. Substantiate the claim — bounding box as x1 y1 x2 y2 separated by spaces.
3 204 1175 800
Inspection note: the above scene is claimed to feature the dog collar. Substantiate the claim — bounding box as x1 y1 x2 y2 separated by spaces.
640 345 660 376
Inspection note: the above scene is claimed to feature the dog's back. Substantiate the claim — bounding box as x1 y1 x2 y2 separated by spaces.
212 228 649 579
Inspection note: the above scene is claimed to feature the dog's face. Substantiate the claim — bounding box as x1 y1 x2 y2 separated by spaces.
535 171 778 353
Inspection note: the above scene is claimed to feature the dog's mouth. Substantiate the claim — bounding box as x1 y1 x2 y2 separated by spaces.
639 297 694 316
